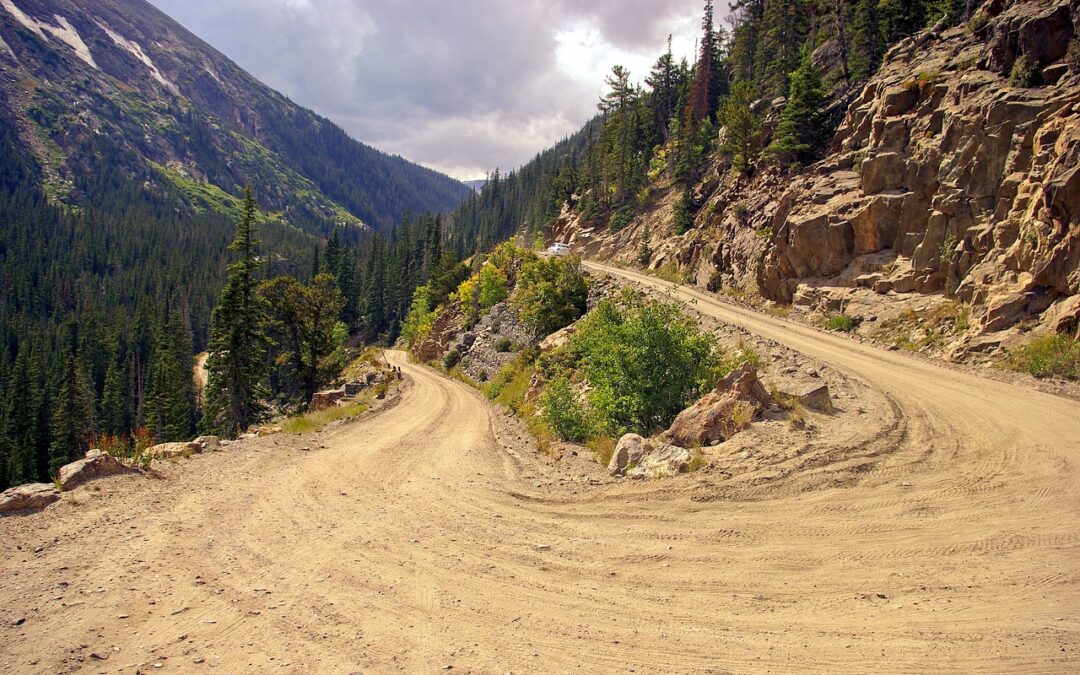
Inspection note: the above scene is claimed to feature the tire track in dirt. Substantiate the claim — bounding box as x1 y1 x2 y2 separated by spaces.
2 264 1080 672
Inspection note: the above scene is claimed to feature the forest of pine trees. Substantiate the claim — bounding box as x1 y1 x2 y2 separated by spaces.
452 0 976 242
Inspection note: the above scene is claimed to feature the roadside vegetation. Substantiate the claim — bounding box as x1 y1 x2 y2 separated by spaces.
1005 334 1080 380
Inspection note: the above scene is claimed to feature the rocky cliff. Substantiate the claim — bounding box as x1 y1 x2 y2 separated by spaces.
552 0 1080 358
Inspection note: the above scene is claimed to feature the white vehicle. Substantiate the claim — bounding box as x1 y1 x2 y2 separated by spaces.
546 242 572 257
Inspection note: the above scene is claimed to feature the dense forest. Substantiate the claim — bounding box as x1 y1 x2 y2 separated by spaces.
452 0 978 242
0 99 469 489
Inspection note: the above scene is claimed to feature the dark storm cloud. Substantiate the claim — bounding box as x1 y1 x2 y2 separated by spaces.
149 0 704 179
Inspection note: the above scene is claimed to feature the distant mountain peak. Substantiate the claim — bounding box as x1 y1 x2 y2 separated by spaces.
0 0 471 235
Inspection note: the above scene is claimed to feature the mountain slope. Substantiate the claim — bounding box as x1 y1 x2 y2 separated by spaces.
0 0 471 235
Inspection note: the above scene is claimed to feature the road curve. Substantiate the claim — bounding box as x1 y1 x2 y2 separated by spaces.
1 294 1078 673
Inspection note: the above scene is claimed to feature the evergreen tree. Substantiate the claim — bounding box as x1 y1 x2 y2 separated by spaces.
756 0 805 98
49 353 91 473
719 81 764 170
766 55 827 166
202 188 270 438
259 274 346 403
144 305 195 442
850 0 883 82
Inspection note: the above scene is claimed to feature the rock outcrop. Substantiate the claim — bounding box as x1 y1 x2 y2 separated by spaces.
759 0 1080 338
57 449 134 490
554 0 1080 349
0 483 61 514
664 363 771 448
608 433 651 476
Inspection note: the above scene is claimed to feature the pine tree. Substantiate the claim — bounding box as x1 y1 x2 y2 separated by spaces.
638 224 653 266
687 0 726 126
202 187 270 438
144 304 195 442
766 54 827 166
756 0 805 98
719 81 764 170
850 0 883 82
49 353 91 474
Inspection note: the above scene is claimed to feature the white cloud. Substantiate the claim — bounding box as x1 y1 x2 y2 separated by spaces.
149 0 710 180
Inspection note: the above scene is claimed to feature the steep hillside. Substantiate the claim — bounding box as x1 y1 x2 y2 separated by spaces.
532 0 1079 364
0 0 470 235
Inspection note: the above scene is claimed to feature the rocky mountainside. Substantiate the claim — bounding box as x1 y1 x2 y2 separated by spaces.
0 0 470 234
551 0 1080 360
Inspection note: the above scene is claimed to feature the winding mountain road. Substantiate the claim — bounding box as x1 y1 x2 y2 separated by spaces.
1 266 1079 673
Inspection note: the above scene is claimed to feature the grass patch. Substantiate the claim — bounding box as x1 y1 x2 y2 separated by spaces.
283 401 370 434
824 313 856 332
585 436 618 466
649 260 693 285
1004 334 1080 380
686 448 706 473
870 303 970 352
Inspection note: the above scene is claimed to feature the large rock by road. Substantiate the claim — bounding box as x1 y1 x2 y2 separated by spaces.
0 483 61 515
58 449 134 490
665 363 770 447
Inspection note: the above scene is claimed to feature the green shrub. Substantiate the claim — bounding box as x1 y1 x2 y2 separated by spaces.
539 377 592 442
401 284 436 349
494 336 513 352
1009 54 1041 87
570 293 725 435
609 206 633 232
825 314 856 332
443 348 461 370
511 256 589 338
477 263 509 309
1006 334 1080 380
483 357 535 413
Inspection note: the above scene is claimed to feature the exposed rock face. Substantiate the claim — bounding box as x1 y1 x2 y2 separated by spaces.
0 483 60 514
761 1 1080 335
58 449 133 490
459 301 535 383
414 303 464 363
310 388 346 411
556 0 1080 345
664 364 771 448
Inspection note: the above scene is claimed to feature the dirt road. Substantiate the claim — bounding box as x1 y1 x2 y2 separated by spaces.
3 268 1080 673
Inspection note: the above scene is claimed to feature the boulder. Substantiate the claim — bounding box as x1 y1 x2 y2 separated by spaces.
0 483 61 514
194 436 221 452
664 364 770 448
343 382 365 397
539 324 576 351
608 434 651 476
310 388 346 411
58 450 133 490
625 443 694 479
798 384 833 413
146 441 201 460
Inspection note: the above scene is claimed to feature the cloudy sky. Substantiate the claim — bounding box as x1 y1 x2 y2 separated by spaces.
149 0 711 180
